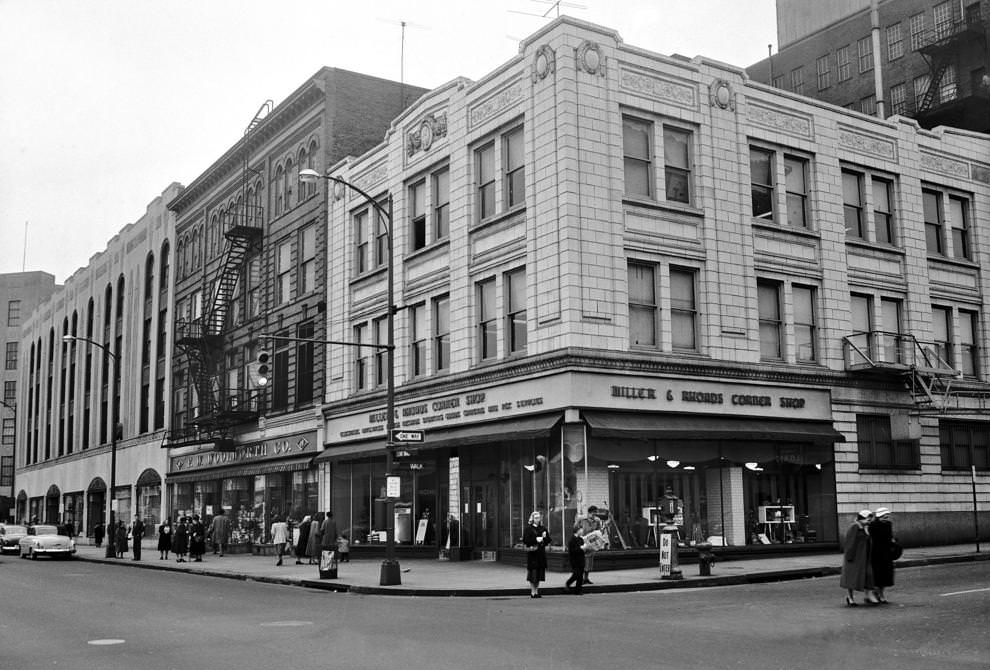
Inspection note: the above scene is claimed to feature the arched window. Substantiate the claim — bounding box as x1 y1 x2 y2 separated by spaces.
159 240 170 291
273 164 285 216
285 156 296 209
145 253 155 300
297 147 308 202
305 139 319 198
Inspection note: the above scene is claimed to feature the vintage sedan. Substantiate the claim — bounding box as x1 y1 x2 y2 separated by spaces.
18 525 76 559
0 523 28 554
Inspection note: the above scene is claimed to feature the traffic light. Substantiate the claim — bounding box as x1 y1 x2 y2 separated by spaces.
256 350 271 387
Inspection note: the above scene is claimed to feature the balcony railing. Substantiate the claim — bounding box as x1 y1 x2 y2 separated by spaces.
842 331 958 374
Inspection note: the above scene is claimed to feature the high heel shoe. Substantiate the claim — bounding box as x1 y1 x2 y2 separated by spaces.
845 596 858 606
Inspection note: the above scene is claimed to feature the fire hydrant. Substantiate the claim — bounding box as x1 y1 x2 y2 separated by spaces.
696 542 715 576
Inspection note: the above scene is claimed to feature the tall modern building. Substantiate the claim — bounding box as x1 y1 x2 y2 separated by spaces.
14 185 178 532
310 16 988 560
164 68 427 547
747 0 990 133
0 271 57 519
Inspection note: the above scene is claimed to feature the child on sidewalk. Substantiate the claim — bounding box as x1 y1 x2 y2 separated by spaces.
564 528 586 594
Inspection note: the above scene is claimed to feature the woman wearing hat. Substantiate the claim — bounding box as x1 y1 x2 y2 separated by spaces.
840 509 878 606
870 507 896 604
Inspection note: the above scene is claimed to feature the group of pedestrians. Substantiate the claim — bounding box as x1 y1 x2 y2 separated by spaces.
155 514 209 562
525 505 604 598
271 510 344 567
840 506 899 606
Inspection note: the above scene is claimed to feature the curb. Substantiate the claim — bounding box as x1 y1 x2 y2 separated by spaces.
70 551 988 597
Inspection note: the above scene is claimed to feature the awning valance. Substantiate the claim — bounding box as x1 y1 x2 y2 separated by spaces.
166 455 314 484
583 411 845 445
315 412 562 463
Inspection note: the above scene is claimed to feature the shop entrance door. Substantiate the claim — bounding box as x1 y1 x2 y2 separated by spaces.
462 452 501 552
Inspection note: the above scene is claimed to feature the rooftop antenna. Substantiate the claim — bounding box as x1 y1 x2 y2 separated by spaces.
22 221 28 272
378 18 429 106
509 0 587 19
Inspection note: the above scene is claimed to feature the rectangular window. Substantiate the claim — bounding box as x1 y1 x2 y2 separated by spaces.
477 142 496 219
757 281 782 360
889 83 907 115
670 267 697 351
784 156 808 228
887 23 903 60
5 342 17 370
933 1 953 40
850 293 873 364
940 420 990 471
505 268 527 355
816 55 830 90
409 180 427 251
628 264 657 347
790 67 804 95
842 170 865 238
504 126 525 209
932 305 953 367
880 298 903 364
354 210 369 274
373 316 387 388
772 75 785 89
861 94 877 116
837 45 852 81
750 147 774 220
4 380 14 403
1 418 13 448
354 323 367 391
949 196 970 260
663 127 692 204
477 278 497 361
872 177 894 244
913 74 931 106
959 310 979 378
623 116 652 199
0 455 11 486
300 225 316 294
858 36 873 73
410 303 426 378
7 300 21 327
910 13 926 50
923 189 944 255
433 168 450 241
296 321 314 405
276 240 291 304
272 348 289 410
246 255 263 319
433 295 450 373
793 285 817 363
858 414 918 469
940 63 958 102
374 201 388 269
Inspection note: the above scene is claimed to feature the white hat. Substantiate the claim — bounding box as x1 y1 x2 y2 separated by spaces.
874 507 891 518
857 509 873 520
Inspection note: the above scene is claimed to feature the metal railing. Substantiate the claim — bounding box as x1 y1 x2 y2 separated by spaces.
842 331 957 373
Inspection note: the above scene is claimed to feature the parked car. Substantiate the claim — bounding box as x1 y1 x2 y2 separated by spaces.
0 523 28 554
18 524 76 560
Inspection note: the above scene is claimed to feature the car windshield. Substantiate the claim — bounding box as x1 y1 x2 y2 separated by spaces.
2 525 27 535
32 525 59 535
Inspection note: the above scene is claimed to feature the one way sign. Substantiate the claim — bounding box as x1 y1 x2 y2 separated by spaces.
391 429 425 443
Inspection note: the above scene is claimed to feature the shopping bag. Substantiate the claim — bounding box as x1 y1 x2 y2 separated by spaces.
583 530 607 553
319 549 338 579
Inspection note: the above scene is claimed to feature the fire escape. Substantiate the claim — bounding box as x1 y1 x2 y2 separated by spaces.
165 101 272 450
914 3 989 131
842 331 989 414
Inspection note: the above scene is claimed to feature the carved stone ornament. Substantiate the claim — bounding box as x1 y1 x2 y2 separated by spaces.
406 112 448 157
709 79 735 110
575 41 605 77
532 44 556 83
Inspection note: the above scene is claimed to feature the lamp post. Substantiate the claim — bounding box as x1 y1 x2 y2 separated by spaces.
63 335 120 558
0 399 15 521
299 167 400 586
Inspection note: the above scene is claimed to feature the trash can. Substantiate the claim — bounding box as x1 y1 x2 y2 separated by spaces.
696 542 714 576
319 549 338 579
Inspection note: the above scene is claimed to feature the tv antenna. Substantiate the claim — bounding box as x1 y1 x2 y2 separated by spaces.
509 0 587 19
378 17 430 103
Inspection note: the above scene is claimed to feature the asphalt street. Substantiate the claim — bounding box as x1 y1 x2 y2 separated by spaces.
1 554 987 670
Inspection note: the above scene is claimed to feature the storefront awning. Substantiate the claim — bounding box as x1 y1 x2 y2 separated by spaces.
315 412 562 463
583 411 845 445
165 455 315 484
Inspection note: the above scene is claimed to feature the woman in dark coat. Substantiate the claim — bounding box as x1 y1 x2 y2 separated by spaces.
295 515 312 565
839 509 877 606
172 517 189 562
522 511 552 598
189 515 206 562
115 521 128 559
306 513 322 565
157 519 173 560
870 507 895 603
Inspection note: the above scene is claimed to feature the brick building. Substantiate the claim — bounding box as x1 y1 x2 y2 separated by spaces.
0 271 57 519
163 68 427 547
747 0 990 132
313 16 989 563
14 185 178 533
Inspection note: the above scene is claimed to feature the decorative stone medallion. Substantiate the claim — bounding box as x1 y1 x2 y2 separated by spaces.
406 112 448 157
575 40 605 76
532 44 555 83
709 79 735 111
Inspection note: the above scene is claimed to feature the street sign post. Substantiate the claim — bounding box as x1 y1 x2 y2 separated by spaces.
391 429 424 443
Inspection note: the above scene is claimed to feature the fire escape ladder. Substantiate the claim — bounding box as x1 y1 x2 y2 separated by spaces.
205 232 251 337
919 59 950 114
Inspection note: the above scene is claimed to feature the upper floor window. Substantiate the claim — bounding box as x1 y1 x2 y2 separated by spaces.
913 74 931 106
300 225 316 294
477 142 496 219
433 294 450 373
750 147 810 228
353 323 368 391
861 94 877 116
887 23 904 61
505 268 527 355
475 125 525 222
373 316 387 388
628 263 657 347
7 300 20 327
816 55 831 90
949 196 971 260
669 267 697 351
939 420 989 471
757 280 782 361
477 278 497 362
857 36 874 73
933 1 953 40
354 209 369 274
4 342 15 370
959 309 979 378
407 165 450 253
410 303 426 378
433 168 450 241
922 187 972 257
273 165 285 216
504 126 525 209
4 380 15 403
889 83 907 115
622 117 652 198
790 67 804 95
837 45 852 81
933 305 981 378
623 115 695 206
276 239 292 305
409 180 427 251
772 75 785 89
909 13 926 50
628 262 698 352
872 177 894 245
844 168 897 245
842 170 865 238
793 285 818 363
663 127 691 204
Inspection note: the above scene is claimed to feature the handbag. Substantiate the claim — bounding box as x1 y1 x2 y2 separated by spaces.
890 539 903 561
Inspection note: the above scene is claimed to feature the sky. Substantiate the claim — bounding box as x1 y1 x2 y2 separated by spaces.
0 0 776 283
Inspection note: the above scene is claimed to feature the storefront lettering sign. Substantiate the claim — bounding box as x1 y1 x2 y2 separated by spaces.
610 385 810 411
171 432 316 472
611 386 657 399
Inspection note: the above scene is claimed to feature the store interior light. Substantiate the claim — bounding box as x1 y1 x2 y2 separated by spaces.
666 460 680 468
745 462 763 472
683 465 696 471
607 463 620 469
815 463 822 470
647 455 659 462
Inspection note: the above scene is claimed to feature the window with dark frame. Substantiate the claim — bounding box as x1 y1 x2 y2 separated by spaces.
750 147 774 220
7 300 21 327
887 22 903 61
623 116 652 199
816 55 830 90
858 413 918 469
410 180 427 251
628 263 657 347
757 280 783 360
932 305 953 366
949 196 970 260
300 225 316 294
477 142 496 219
5 342 17 370
296 321 314 406
373 316 387 388
433 168 450 241
410 303 426 377
940 420 990 471
959 310 979 379
670 267 697 351
354 209 369 275
857 36 873 73
784 156 808 227
272 345 289 410
663 127 692 204
872 177 894 244
842 170 865 238
923 189 944 255
433 294 450 373
505 268 527 355
504 126 525 209
837 45 852 81
354 323 368 391
477 278 496 361
793 285 818 363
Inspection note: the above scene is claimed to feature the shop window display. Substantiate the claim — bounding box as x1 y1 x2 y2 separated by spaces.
137 484 161 532
222 476 256 545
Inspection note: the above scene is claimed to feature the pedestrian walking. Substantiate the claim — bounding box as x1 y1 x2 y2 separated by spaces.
337 531 350 563
870 507 897 604
115 521 128 559
306 513 322 565
189 514 206 562
173 517 189 562
271 515 289 566
574 505 603 585
320 510 339 555
564 526 586 595
131 515 145 561
295 515 312 565
523 511 551 598
209 508 232 557
157 519 172 560
93 521 105 548
840 509 877 606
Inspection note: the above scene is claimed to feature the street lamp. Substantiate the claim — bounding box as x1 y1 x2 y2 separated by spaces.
63 335 121 559
0 399 15 521
299 167 401 586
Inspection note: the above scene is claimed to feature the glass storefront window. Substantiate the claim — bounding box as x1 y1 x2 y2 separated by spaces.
223 476 256 545
173 483 193 520
114 486 132 527
62 492 84 536
253 475 266 542
192 481 218 522
137 484 161 533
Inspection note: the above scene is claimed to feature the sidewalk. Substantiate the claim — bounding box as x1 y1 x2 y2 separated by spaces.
68 541 988 597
